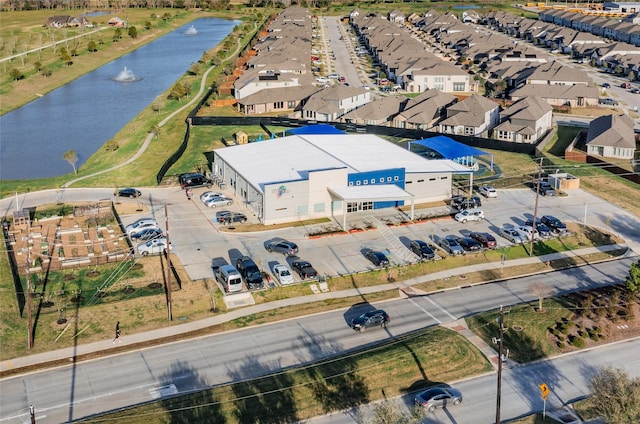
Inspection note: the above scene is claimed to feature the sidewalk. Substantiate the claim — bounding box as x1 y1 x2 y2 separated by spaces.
1 244 630 375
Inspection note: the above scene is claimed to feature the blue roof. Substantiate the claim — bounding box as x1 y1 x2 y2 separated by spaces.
409 136 488 159
287 124 346 135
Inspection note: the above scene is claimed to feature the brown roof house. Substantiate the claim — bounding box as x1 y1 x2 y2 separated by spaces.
339 96 406 126
585 114 636 160
301 85 371 122
438 94 500 137
391 88 457 130
493 96 553 144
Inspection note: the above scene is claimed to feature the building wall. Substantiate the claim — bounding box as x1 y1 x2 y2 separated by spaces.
348 168 405 208
405 171 454 201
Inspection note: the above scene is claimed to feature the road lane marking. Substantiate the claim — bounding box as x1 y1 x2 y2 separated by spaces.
408 298 441 324
424 296 457 322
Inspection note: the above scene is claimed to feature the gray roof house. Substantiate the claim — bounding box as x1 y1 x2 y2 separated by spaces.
301 85 371 122
438 94 500 137
510 83 598 107
493 96 553 144
586 114 636 160
392 88 457 129
339 96 406 126
237 85 319 116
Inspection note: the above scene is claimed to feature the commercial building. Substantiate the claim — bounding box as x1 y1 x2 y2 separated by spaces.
211 133 470 226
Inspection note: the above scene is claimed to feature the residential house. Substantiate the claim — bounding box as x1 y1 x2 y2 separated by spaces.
340 96 406 126
510 84 599 107
402 62 470 93
526 60 591 86
301 85 371 122
586 114 636 159
438 94 500 137
45 16 71 28
392 88 457 129
493 96 553 143
237 85 318 116
107 17 126 27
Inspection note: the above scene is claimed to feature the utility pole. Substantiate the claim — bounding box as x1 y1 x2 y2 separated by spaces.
495 305 505 424
26 222 33 350
530 157 544 257
165 204 172 321
30 404 36 424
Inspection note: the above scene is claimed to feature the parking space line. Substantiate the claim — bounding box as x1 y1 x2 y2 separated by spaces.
424 296 457 322
408 298 441 324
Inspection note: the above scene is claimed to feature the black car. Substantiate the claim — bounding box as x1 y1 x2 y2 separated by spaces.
525 219 553 238
218 213 247 224
130 227 163 241
235 256 264 290
541 215 568 234
115 187 141 198
265 238 299 256
469 232 497 249
179 173 212 189
291 260 318 279
452 195 481 210
365 250 390 267
410 240 435 260
350 309 390 332
456 237 482 252
538 181 556 196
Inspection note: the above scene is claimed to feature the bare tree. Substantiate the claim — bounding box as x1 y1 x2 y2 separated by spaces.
528 282 552 312
589 366 640 424
63 149 78 174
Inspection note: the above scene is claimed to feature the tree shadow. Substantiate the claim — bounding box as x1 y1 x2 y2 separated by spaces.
226 354 298 424
158 360 225 424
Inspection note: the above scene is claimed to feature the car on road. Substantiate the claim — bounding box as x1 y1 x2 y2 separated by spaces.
236 256 264 290
631 88 640 94
541 215 568 234
130 227 163 241
365 250 390 267
200 191 223 203
291 260 318 280
137 238 171 256
525 218 553 238
621 82 631 89
410 240 435 260
115 187 141 198
499 227 526 244
125 218 159 235
350 309 390 332
415 386 463 412
439 235 465 255
204 196 233 208
469 232 497 249
454 208 484 223
265 238 299 256
478 185 497 198
272 264 294 285
601 82 611 88
179 173 212 189
456 237 482 253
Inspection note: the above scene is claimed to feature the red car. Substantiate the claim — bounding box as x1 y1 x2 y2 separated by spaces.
469 232 497 249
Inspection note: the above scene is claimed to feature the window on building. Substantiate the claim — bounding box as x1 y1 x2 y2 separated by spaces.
356 181 361 186
406 181 412 184
364 180 368 185
273 101 284 109
288 101 295 108
349 182 353 186
394 176 399 181
296 205 308 215
380 178 384 182
371 179 375 184
313 203 325 212
417 179 424 182
362 201 373 210
453 83 465 91
387 177 392 182
441 176 448 180
465 127 475 135
429 177 436 181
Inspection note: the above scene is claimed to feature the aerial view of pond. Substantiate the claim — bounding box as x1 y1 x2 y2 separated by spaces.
0 17 239 181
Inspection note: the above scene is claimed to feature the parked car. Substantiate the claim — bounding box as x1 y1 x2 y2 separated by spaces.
125 218 159 235
115 187 141 198
415 386 463 412
439 235 465 255
541 215 568 234
236 256 264 290
601 82 611 88
469 232 497 249
478 185 497 198
350 309 390 332
454 208 484 223
204 196 233 208
130 227 163 241
137 238 171 256
456 237 482 253
265 238 299 256
272 264 294 285
365 250 390 267
499 227 526 244
217 212 247 224
525 219 553 237
539 182 556 196
621 82 631 89
179 173 212 189
631 88 640 94
200 191 223 203
410 240 436 260
515 225 540 241
291 260 318 279
452 195 482 210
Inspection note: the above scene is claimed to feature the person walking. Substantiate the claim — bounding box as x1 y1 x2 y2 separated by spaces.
112 321 122 344
186 188 193 200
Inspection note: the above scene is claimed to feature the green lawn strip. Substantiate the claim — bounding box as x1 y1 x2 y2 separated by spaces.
78 327 493 424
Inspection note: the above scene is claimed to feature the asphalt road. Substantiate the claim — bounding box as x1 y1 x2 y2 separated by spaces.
0 258 635 423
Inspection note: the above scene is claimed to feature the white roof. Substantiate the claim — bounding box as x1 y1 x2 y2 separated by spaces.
328 185 413 201
213 134 469 193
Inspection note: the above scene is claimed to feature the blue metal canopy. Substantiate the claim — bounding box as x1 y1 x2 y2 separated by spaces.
408 135 493 171
286 124 346 135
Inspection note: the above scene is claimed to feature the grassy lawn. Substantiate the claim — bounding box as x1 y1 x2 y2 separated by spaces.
78 327 493 424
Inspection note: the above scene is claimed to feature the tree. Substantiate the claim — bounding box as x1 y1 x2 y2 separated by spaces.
128 26 138 38
88 40 97 52
626 260 640 293
529 282 553 312
589 366 640 424
33 61 42 73
188 63 202 76
629 71 636 81
105 139 119 152
144 20 152 30
10 68 23 81
150 124 160 140
63 150 78 175
354 398 422 424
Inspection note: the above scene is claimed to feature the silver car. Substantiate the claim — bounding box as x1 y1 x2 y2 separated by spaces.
204 196 233 208
415 386 463 412
125 218 159 235
439 236 465 256
137 238 172 256
499 227 525 244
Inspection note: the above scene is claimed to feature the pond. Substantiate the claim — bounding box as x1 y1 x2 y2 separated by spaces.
0 17 239 181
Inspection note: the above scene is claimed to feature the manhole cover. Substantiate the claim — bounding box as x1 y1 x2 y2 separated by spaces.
512 325 524 331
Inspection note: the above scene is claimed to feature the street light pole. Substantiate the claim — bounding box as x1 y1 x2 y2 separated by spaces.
495 305 505 424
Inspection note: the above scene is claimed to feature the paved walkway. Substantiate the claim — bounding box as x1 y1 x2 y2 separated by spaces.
1 244 629 374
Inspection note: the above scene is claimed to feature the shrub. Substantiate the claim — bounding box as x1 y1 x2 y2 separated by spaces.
557 341 566 349
560 323 571 335
569 335 585 348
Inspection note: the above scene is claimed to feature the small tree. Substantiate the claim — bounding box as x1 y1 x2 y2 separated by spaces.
33 61 42 73
354 398 423 424
88 40 97 52
529 282 553 312
105 139 119 152
150 124 160 140
626 260 640 293
10 68 23 81
63 150 78 175
589 366 640 424
144 20 152 30
128 26 138 39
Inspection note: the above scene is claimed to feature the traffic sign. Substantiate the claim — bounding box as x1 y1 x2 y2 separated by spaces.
539 383 550 399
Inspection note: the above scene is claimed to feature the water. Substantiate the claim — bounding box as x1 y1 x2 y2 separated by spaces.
0 17 238 180
453 5 480 9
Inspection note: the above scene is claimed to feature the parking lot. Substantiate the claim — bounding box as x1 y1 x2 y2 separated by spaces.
119 185 640 297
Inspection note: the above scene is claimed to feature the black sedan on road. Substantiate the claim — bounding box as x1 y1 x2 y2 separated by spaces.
350 309 390 332
115 188 141 198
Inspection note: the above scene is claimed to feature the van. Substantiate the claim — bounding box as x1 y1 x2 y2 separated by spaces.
215 264 243 293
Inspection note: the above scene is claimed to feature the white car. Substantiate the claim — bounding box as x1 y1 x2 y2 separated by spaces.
273 264 294 285
316 77 330 84
499 227 525 244
515 225 540 241
328 73 340 79
454 208 484 223
478 186 497 198
125 218 159 235
137 238 172 256
204 196 233 208
200 191 223 203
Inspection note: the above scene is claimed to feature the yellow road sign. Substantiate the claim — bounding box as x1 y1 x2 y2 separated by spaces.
539 383 550 399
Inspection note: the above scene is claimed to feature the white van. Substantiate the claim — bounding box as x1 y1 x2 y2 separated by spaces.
215 264 243 293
